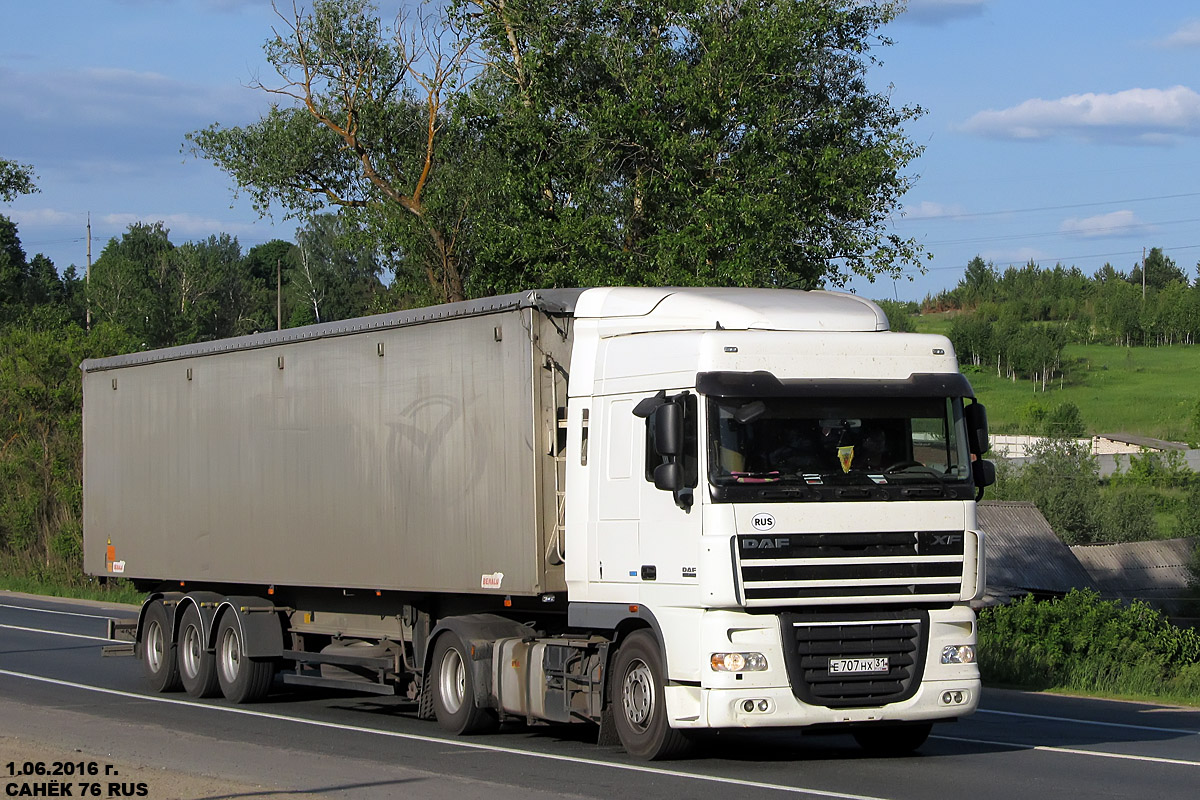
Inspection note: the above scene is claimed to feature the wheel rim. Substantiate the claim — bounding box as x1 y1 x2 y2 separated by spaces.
145 620 165 673
218 627 241 683
622 659 655 732
180 623 202 679
438 647 466 715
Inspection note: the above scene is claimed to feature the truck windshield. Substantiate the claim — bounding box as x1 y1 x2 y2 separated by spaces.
707 395 974 501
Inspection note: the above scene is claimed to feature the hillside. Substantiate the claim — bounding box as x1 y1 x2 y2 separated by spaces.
912 313 1199 442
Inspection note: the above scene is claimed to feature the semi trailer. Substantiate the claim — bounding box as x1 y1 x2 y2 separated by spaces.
82 287 994 759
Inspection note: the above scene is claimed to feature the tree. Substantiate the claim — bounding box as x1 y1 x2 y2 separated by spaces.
0 215 28 314
1129 247 1185 292
1011 438 1100 545
456 0 926 293
188 0 472 305
0 158 38 202
87 222 175 347
241 240 302 334
289 213 383 326
191 0 927 301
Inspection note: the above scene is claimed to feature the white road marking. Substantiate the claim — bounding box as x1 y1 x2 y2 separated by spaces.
976 708 1199 737
0 602 130 620
0 668 890 800
938 734 1200 768
0 623 115 643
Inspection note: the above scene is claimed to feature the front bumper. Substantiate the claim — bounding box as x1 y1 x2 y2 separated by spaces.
663 605 980 729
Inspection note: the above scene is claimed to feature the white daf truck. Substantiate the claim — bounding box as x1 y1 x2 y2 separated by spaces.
83 287 993 759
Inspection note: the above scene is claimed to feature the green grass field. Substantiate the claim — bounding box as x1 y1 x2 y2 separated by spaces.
963 344 1200 440
907 313 1200 441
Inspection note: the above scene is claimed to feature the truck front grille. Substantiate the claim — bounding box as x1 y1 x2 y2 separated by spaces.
778 610 928 708
735 531 965 607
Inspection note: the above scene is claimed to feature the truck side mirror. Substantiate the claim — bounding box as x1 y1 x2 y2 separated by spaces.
654 402 683 457
973 458 996 488
965 402 990 456
653 462 682 492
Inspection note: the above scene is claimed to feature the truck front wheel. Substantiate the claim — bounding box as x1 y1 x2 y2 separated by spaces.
430 633 497 735
178 605 220 698
610 630 692 760
215 614 275 703
139 600 181 693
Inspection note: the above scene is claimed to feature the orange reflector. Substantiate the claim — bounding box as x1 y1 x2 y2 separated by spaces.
268 586 275 595
376 590 382 596
629 604 639 613
504 598 512 607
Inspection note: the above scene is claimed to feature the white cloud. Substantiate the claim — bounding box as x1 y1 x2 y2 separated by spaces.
1159 20 1200 48
901 0 986 26
1060 210 1153 239
0 66 264 130
961 86 1200 144
99 212 268 239
900 200 968 219
8 208 82 228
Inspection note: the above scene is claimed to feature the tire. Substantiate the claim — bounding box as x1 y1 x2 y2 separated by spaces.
139 600 181 693
610 630 692 760
215 613 276 704
852 722 933 756
177 604 220 698
430 633 497 735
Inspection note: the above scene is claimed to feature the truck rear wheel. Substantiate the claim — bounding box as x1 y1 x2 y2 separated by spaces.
139 600 181 693
215 614 275 703
852 722 933 756
610 630 692 760
430 633 497 735
178 605 220 698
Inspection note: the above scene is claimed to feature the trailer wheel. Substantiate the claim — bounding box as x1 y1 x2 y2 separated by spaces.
610 630 692 760
178 605 220 698
430 633 497 735
139 600 181 693
215 614 275 704
852 722 933 756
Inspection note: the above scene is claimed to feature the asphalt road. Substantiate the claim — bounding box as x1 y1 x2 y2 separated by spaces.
1 591 1198 800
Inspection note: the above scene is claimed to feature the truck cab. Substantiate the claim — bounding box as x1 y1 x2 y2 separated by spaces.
561 288 991 756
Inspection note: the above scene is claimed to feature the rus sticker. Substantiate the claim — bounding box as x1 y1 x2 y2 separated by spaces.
111 560 126 574
481 572 504 589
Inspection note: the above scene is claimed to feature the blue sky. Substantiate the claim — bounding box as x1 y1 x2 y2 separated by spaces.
3 0 1199 303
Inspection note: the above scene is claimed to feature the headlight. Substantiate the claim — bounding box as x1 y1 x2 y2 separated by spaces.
941 644 976 664
710 652 768 672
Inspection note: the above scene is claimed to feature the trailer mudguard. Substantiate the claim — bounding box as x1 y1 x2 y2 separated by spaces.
214 596 285 658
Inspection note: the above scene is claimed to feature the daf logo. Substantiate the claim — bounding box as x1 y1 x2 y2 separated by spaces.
751 513 775 531
743 538 791 550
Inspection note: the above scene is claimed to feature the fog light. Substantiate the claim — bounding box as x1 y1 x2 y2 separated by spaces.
711 652 768 672
757 699 769 712
940 689 970 706
941 644 975 664
743 700 755 712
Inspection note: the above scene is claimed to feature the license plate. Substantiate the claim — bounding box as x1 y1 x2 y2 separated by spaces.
828 657 890 675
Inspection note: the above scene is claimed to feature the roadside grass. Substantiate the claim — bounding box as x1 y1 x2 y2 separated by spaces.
0 556 141 605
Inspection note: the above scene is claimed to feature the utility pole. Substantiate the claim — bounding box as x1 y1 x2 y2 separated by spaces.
1141 246 1146 301
276 258 282 331
86 214 92 331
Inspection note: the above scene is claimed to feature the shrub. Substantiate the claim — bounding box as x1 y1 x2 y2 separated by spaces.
978 589 1200 704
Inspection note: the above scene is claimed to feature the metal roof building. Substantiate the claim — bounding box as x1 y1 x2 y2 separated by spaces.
1071 538 1197 623
977 500 1097 605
